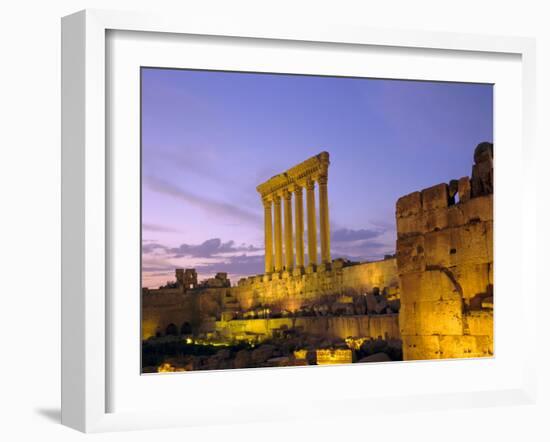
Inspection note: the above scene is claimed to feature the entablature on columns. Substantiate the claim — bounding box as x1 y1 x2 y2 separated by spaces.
256 151 330 199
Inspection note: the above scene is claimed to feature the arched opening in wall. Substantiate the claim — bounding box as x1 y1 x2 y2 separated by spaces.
165 323 178 336
181 322 192 335
449 180 459 205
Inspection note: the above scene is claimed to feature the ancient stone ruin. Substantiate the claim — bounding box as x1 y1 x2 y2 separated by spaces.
142 143 494 371
396 142 494 359
257 151 332 273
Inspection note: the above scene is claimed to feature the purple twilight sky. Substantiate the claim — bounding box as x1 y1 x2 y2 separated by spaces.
141 68 493 288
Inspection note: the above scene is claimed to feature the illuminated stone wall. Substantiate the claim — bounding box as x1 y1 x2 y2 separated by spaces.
396 144 494 360
215 314 400 342
142 152 402 346
228 258 399 313
142 287 226 339
142 258 398 340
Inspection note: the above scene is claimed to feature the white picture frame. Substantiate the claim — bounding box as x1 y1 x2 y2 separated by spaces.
61 9 537 433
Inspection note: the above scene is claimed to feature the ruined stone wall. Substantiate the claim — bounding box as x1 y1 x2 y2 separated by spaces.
341 259 399 295
228 258 399 313
215 314 400 342
142 287 226 339
396 175 493 360
142 259 399 340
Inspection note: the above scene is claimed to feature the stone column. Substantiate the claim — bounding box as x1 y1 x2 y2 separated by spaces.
294 186 304 269
283 189 294 271
263 198 274 274
273 194 283 272
306 179 317 267
318 174 331 264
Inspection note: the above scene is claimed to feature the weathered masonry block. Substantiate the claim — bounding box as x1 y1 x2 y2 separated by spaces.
396 142 494 360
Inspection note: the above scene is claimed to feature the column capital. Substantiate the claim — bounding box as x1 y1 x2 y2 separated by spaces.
305 178 315 190
294 185 303 196
282 188 292 200
262 196 273 207
317 173 328 186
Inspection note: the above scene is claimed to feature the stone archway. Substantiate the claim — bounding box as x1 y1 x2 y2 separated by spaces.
165 323 178 336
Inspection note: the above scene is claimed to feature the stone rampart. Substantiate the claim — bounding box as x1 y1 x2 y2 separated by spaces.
142 287 226 339
215 314 400 342
228 258 399 313
396 143 494 360
142 258 399 340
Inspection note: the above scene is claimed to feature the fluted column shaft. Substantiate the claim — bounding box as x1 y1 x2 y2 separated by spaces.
306 179 317 266
263 198 274 274
273 195 283 272
318 175 331 264
283 190 294 270
294 186 304 268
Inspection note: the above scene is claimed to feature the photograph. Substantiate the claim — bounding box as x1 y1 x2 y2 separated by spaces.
140 67 494 373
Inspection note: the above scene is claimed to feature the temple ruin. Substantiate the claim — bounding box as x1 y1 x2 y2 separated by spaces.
257 151 332 273
142 143 494 371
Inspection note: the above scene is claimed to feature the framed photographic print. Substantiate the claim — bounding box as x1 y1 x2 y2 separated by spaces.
61 9 537 432
140 68 494 372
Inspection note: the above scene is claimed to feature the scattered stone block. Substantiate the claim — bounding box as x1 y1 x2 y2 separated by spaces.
266 356 290 367
316 348 353 365
251 345 275 364
358 352 391 363
365 293 378 313
374 296 389 314
216 349 231 359
233 350 251 369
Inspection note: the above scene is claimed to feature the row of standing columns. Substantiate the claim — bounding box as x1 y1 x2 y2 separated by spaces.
263 176 331 274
